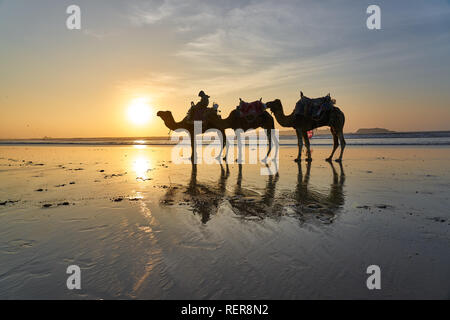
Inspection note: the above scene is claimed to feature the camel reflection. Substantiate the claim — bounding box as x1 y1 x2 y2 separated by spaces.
229 164 281 218
185 163 230 223
160 161 345 224
289 161 345 224
160 163 280 223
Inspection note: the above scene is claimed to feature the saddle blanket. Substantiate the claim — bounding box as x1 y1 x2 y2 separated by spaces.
238 100 266 117
295 97 333 118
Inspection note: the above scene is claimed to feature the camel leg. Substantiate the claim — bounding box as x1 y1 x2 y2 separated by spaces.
265 116 275 160
222 130 228 162
224 138 230 163
326 128 339 162
215 129 226 163
272 130 279 164
294 128 303 162
335 131 346 162
302 130 312 162
261 128 272 163
190 132 197 163
236 130 244 164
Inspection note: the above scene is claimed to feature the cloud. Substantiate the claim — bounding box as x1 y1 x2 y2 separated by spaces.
124 0 450 103
82 29 121 39
129 1 370 73
118 72 185 99
129 0 219 26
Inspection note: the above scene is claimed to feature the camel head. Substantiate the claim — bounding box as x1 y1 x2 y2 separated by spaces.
265 99 283 113
156 110 176 127
156 110 172 120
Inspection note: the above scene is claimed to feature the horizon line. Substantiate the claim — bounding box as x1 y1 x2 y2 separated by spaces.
1 129 450 141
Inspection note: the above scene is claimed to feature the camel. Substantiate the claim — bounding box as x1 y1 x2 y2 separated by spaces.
157 110 226 162
204 100 275 161
266 92 346 162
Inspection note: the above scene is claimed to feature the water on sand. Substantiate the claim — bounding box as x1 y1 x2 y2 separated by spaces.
0 145 449 299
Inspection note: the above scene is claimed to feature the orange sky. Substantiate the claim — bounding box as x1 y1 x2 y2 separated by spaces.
1 0 449 139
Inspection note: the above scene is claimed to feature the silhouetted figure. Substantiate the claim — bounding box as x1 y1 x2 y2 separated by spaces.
186 90 210 122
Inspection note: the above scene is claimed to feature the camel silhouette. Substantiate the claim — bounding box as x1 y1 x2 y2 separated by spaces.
203 101 275 162
266 92 346 162
157 110 226 162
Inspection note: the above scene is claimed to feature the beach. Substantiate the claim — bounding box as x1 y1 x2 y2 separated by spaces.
0 145 449 299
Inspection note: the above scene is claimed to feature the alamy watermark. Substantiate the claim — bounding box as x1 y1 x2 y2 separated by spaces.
366 265 381 290
67 5 381 31
66 5 81 30
170 121 279 175
66 265 81 290
367 5 381 30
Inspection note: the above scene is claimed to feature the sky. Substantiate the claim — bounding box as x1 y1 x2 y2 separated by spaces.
1 0 450 138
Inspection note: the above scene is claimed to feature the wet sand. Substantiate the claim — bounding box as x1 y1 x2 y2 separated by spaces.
0 145 449 299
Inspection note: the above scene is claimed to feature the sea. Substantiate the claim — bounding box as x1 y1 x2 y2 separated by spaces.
1 131 449 147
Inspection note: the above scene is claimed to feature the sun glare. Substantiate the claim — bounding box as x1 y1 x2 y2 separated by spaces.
133 156 152 181
127 98 152 125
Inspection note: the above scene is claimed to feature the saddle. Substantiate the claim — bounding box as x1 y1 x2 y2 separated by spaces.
295 95 335 120
184 106 219 125
237 99 266 122
192 107 207 121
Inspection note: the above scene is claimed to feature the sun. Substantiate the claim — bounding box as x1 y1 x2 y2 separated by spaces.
127 98 152 125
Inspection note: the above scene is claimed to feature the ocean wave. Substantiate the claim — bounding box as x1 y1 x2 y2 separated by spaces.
1 131 449 147
1 141 449 147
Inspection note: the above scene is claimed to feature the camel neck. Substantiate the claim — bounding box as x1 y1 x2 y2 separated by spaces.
164 114 183 131
273 107 294 127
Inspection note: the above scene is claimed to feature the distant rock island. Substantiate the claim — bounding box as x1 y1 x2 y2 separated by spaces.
355 128 395 134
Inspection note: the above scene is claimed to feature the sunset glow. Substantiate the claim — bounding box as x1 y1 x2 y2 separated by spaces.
0 1 449 139
127 98 152 126
0 0 449 301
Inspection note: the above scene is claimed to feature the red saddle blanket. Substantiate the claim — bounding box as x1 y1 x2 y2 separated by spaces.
238 100 265 117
